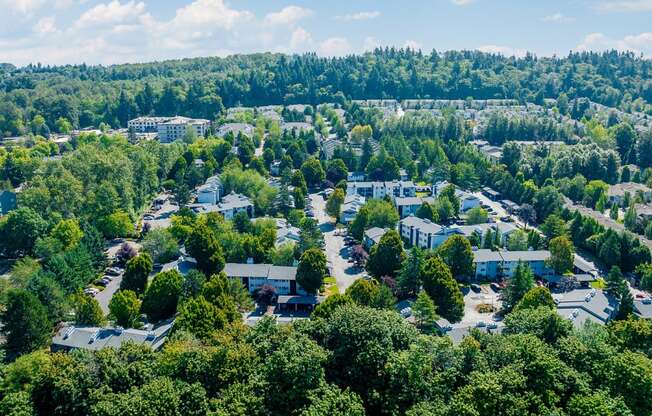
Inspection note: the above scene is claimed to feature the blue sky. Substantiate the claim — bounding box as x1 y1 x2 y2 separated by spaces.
0 0 651 66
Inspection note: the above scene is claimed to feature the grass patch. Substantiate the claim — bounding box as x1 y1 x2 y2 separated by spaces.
323 276 337 285
476 304 497 313
590 278 606 289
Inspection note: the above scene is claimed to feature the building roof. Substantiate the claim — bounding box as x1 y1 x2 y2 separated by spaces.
219 192 253 210
634 299 652 319
553 288 617 328
364 227 388 245
277 295 325 305
224 263 298 281
400 215 444 235
52 319 174 351
608 182 652 197
473 249 550 263
395 196 424 207
454 222 517 237
217 123 254 137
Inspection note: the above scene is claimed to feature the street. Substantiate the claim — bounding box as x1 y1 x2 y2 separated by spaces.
142 193 179 230
309 192 363 293
95 272 123 314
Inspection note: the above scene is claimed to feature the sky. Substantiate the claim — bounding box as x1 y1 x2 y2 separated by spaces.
0 0 651 66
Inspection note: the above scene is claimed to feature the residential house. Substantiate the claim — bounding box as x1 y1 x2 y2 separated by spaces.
271 218 301 247
51 319 174 352
0 190 17 215
473 249 553 280
340 194 366 224
607 182 652 206
223 263 305 296
364 227 388 250
553 289 618 329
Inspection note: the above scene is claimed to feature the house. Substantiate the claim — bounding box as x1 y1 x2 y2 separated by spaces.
364 227 388 250
216 123 254 139
340 194 366 224
473 249 553 280
607 182 652 206
51 319 174 352
223 263 305 296
157 116 210 143
553 289 618 328
0 190 17 215
196 175 222 205
347 180 416 200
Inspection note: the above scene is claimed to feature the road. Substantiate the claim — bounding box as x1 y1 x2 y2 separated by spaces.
95 272 123 314
142 193 179 230
309 192 363 293
255 136 265 157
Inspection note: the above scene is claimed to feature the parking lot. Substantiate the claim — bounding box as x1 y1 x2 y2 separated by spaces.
142 193 178 230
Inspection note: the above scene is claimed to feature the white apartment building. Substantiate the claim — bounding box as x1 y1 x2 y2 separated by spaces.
157 116 210 143
347 180 417 201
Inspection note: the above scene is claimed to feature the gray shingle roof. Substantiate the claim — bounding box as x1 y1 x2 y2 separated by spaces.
224 263 297 281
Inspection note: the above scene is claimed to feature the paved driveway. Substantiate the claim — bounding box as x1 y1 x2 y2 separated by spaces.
309 193 363 293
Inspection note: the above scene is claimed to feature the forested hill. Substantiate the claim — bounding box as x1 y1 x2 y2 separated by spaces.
1 49 651 136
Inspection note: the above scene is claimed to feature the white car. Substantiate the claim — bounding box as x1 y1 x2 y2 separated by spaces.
400 307 412 318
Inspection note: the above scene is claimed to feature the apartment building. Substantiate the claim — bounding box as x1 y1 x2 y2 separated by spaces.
223 263 306 296
347 180 417 201
157 116 210 143
473 249 553 280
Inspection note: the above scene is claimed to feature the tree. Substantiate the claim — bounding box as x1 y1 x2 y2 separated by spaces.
99 210 133 239
175 295 228 339
296 248 327 294
0 290 51 359
540 214 568 240
507 229 529 251
300 384 365 416
415 202 436 221
345 279 379 307
121 253 153 295
254 284 277 306
326 159 348 184
610 203 619 220
638 263 652 292
503 306 572 343
349 199 399 240
71 291 105 326
466 207 488 224
502 262 534 311
141 229 179 264
606 265 627 296
420 257 464 323
624 204 638 232
0 207 47 255
300 157 325 187
186 223 225 275
513 286 555 311
547 236 574 275
141 270 183 321
613 122 637 164
109 290 141 328
398 247 425 297
412 290 438 332
366 230 405 278
325 188 345 220
50 219 83 250
436 235 474 279
312 294 354 319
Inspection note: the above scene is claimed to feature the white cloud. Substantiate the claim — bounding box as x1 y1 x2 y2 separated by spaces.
477 44 527 57
596 0 652 12
542 13 575 23
264 5 312 25
76 1 146 28
289 27 314 52
404 39 422 50
318 37 352 56
363 36 381 51
451 0 475 5
0 0 46 16
33 16 57 34
335 11 380 21
576 32 652 55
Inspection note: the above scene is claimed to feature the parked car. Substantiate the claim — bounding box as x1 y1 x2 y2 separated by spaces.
143 214 155 220
487 322 498 329
400 307 412 318
95 279 109 287
106 267 122 276
476 321 486 328
470 284 481 293
490 282 502 292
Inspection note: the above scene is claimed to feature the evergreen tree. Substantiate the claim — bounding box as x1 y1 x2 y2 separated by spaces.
421 256 464 323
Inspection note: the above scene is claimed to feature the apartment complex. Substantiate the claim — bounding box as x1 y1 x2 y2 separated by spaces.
223 263 305 296
127 116 210 143
473 249 553 280
347 180 416 201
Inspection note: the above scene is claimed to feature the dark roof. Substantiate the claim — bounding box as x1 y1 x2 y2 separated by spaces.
277 295 325 305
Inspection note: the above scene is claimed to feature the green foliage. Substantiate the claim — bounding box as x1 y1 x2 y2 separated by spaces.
421 256 464 323
502 262 535 312
141 229 179 264
504 306 572 343
121 253 153 295
175 295 228 339
346 279 379 307
311 294 354 319
436 235 474 279
297 248 327 294
366 229 405 278
0 290 51 359
547 235 574 274
141 270 183 321
507 229 529 251
412 290 438 332
325 188 345 220
465 207 488 225
300 157 325 187
109 290 142 328
514 286 555 311
398 247 425 297
72 291 105 326
185 223 225 276
349 199 399 240
299 384 365 416
0 207 48 256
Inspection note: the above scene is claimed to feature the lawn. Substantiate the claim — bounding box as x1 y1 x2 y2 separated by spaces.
322 277 340 296
590 278 606 289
